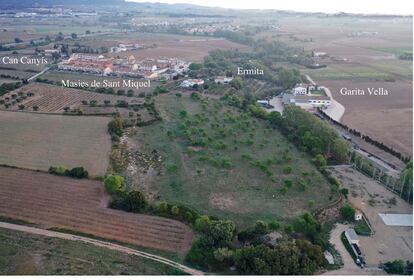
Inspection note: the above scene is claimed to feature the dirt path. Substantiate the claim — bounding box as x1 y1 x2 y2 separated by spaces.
325 223 384 275
0 221 204 276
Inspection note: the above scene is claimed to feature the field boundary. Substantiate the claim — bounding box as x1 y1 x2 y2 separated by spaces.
0 221 204 275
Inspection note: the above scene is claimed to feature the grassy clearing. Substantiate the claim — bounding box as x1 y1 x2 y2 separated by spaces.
0 228 185 275
123 94 335 228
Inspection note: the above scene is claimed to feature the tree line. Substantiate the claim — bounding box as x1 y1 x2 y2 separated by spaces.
317 108 411 163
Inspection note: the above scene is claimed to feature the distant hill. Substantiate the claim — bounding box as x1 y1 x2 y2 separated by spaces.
0 0 126 9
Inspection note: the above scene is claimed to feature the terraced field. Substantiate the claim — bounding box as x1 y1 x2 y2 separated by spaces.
0 167 193 255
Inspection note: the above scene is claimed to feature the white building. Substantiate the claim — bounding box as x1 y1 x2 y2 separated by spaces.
282 94 331 109
345 228 359 246
214 76 233 84
180 79 204 88
292 85 308 96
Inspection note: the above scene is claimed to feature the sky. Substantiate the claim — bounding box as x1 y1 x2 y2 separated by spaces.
127 0 412 15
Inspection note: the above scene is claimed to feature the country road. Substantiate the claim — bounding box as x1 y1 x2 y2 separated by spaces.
0 221 204 276
27 67 50 82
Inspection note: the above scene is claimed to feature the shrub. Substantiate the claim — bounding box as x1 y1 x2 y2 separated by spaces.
284 224 293 234
104 175 125 194
284 179 293 188
254 220 268 234
48 165 66 176
108 117 124 137
194 215 211 232
65 166 88 179
340 188 349 197
111 190 148 213
184 211 193 222
312 154 326 168
383 260 413 275
340 203 355 221
268 220 280 230
171 205 180 216
283 166 292 174
157 201 168 213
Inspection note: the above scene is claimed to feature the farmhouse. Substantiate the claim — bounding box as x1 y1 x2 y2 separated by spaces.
180 79 204 88
282 93 331 109
292 84 308 95
214 76 233 84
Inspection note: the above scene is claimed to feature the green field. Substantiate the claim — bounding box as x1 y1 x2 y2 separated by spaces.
119 94 336 228
0 228 185 275
302 65 394 81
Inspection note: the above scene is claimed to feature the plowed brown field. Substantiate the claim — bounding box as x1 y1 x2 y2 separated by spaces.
0 167 193 255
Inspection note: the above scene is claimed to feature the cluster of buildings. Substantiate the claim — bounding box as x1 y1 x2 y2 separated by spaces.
282 83 331 109
58 53 190 79
183 24 240 35
180 79 204 88
110 43 141 53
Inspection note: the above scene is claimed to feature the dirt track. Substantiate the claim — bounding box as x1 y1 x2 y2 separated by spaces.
0 222 203 275
0 167 193 255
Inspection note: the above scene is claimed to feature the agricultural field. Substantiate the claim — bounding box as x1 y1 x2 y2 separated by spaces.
0 68 34 80
0 111 111 176
0 228 185 275
322 80 413 156
1 83 144 113
79 32 251 62
0 166 193 255
267 15 413 157
113 94 336 228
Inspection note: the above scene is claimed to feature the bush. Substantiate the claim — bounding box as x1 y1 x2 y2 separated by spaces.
49 166 88 179
339 188 349 197
312 154 326 168
158 201 168 213
65 166 88 179
108 117 124 137
268 220 280 230
283 166 292 174
171 205 180 216
254 220 268 234
48 165 66 176
383 260 413 275
104 175 125 194
340 203 355 221
110 190 148 213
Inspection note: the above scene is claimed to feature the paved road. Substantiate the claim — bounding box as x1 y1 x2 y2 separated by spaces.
0 221 204 276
